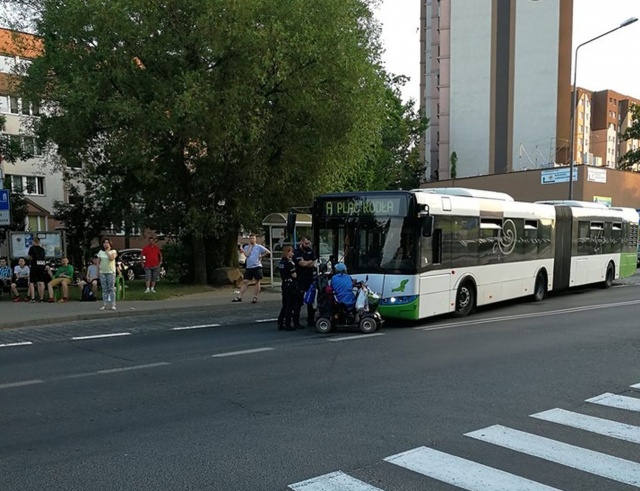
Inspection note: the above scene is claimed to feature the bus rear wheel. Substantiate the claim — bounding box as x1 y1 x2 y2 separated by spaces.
453 281 475 318
533 272 547 302
603 262 615 289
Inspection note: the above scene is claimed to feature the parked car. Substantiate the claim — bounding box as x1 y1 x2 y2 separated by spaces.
118 248 166 282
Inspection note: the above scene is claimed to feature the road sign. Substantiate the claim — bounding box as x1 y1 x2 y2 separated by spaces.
0 189 10 226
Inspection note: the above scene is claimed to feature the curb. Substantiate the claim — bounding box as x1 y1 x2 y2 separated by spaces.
0 299 283 331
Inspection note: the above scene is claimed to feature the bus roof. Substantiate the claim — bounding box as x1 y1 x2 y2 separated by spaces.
413 187 514 201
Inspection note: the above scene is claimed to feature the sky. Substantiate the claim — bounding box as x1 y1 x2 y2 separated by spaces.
373 0 640 103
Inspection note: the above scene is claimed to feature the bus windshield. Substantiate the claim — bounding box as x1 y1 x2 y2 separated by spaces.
316 215 416 274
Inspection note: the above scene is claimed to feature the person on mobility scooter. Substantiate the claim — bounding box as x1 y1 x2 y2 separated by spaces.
314 262 383 334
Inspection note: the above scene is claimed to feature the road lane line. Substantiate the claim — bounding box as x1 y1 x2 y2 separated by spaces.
0 379 44 390
415 298 640 331
328 333 385 342
256 318 278 323
171 324 220 331
97 362 171 374
630 382 640 389
72 332 131 341
0 341 33 348
586 393 640 412
384 446 561 490
531 408 640 444
212 347 274 358
466 424 640 486
289 471 384 491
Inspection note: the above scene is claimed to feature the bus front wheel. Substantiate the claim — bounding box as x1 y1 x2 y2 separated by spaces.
603 263 615 289
453 281 475 318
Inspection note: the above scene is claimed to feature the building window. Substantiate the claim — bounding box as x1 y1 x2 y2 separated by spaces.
6 174 45 195
9 96 19 114
27 216 48 232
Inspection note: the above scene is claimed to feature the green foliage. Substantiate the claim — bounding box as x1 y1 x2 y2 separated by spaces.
344 76 428 191
450 151 458 181
52 176 112 266
18 0 388 281
620 104 640 170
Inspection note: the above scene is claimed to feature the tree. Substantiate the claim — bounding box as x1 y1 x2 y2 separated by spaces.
450 151 458 183
344 76 428 192
620 104 640 170
16 0 388 283
52 172 113 267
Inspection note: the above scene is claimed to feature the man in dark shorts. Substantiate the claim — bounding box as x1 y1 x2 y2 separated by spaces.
27 237 47 302
232 234 270 303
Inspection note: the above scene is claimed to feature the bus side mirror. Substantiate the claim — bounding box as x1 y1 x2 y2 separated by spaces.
422 216 434 237
286 211 297 237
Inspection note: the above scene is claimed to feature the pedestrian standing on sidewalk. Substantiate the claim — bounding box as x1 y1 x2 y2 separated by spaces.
97 238 118 311
277 246 298 331
142 236 163 293
27 237 47 303
293 236 316 327
232 234 270 303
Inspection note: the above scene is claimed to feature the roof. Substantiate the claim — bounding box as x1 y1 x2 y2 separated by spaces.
0 28 43 59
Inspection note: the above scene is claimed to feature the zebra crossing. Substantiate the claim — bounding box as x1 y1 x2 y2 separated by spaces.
288 383 640 490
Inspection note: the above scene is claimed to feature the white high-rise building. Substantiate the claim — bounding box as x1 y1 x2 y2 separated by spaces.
420 0 573 180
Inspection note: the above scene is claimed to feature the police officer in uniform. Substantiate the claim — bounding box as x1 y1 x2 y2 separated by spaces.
277 246 298 331
293 236 316 327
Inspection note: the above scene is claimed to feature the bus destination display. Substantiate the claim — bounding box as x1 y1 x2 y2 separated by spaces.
321 196 405 217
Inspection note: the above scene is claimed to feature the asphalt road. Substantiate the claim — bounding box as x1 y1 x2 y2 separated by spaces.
2 282 640 490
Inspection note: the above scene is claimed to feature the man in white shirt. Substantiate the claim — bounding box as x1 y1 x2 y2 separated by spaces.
232 234 270 304
11 257 31 302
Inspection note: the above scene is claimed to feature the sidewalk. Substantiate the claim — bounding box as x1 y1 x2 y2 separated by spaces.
0 286 283 330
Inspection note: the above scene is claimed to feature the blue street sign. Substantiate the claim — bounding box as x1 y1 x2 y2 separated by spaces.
0 189 10 226
0 189 9 210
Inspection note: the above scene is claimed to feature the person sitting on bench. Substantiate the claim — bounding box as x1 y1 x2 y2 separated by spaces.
47 257 74 303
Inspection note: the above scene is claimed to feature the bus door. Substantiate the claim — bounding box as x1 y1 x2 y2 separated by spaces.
419 215 453 316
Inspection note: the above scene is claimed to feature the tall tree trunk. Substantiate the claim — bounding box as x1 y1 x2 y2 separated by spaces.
192 235 207 284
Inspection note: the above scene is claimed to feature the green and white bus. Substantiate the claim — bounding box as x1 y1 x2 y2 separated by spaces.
311 188 638 321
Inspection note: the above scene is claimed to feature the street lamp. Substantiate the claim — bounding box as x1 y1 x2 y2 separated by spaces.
568 16 638 199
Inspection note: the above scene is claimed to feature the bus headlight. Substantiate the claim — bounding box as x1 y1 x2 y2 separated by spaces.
381 295 418 305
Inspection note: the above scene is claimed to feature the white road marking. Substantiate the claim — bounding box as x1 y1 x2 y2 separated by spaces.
466 424 640 486
586 392 640 412
415 298 640 331
531 408 640 444
328 333 385 342
97 362 171 374
71 332 131 341
171 324 220 331
289 471 384 491
0 341 33 348
0 379 44 390
256 318 278 323
385 446 561 490
211 347 274 358
630 382 640 389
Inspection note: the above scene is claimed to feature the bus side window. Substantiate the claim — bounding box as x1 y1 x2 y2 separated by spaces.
432 229 442 265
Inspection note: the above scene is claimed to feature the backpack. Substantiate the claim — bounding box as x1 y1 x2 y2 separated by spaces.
81 284 96 302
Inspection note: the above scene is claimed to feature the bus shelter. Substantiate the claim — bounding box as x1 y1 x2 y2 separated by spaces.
261 212 312 286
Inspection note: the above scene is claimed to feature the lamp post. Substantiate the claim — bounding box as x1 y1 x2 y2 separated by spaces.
568 16 638 199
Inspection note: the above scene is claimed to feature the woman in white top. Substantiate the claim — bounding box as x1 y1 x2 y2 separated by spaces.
97 238 118 310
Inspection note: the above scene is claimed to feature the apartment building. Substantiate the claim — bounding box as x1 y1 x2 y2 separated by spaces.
420 0 573 180
0 27 65 233
589 89 639 169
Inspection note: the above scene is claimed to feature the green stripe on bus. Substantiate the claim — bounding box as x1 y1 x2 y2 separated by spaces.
379 298 420 320
619 252 637 278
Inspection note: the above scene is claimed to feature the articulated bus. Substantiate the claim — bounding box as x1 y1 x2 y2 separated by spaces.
311 188 639 321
